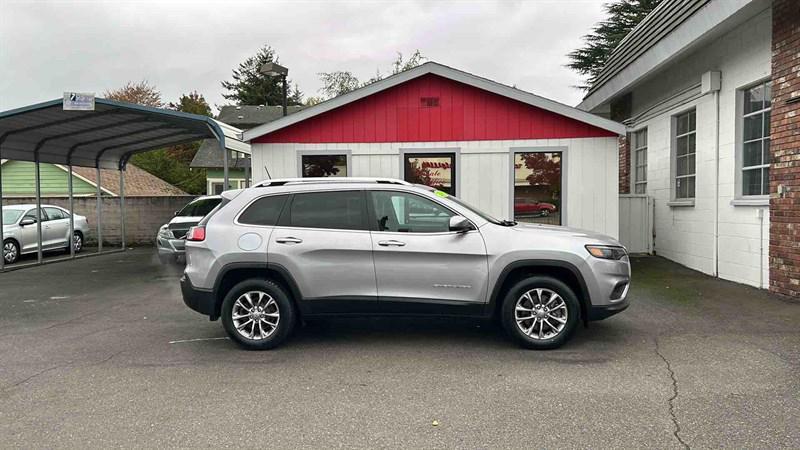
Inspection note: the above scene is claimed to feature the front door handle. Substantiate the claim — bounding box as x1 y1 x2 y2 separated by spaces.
378 240 406 247
275 237 303 244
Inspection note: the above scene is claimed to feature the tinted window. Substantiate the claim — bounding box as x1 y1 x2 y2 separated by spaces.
178 198 221 217
44 207 64 221
287 191 365 230
22 208 46 222
370 191 454 233
238 195 288 226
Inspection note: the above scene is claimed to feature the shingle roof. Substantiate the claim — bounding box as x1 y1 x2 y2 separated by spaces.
71 164 188 196
216 105 306 130
190 105 305 169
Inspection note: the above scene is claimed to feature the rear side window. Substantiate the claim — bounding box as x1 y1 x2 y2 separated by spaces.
285 191 366 230
43 207 65 220
237 195 288 226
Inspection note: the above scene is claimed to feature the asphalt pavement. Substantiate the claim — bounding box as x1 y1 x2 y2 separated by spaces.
0 249 797 448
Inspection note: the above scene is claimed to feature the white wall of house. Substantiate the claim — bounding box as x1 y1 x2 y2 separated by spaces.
251 136 620 239
625 7 772 288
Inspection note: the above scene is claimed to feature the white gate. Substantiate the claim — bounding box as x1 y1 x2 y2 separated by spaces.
619 195 654 254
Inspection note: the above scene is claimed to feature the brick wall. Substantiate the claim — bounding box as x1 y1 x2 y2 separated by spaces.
2 196 196 245
619 135 631 194
769 0 800 297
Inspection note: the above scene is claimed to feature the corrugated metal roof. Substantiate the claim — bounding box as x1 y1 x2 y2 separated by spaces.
0 98 248 170
584 0 710 99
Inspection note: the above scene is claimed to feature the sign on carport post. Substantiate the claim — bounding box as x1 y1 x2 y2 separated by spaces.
63 92 95 111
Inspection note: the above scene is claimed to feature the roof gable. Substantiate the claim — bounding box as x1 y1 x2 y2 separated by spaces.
245 62 624 143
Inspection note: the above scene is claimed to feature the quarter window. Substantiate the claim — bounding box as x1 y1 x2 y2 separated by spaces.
301 154 348 177
741 81 772 196
632 129 647 194
369 191 454 233
674 110 696 199
285 191 366 230
237 195 288 226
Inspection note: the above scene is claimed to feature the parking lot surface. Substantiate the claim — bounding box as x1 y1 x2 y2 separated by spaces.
0 249 798 448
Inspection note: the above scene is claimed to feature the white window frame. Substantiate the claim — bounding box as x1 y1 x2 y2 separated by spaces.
207 178 245 195
296 150 352 178
734 78 771 204
631 128 648 195
670 108 697 204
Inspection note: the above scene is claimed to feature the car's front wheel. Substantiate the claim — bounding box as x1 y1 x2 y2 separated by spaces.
3 239 19 264
501 275 580 350
221 279 296 350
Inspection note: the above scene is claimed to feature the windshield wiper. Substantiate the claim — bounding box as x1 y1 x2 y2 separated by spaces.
499 219 517 226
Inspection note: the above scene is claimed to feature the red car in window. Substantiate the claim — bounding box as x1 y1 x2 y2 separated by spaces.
514 198 557 217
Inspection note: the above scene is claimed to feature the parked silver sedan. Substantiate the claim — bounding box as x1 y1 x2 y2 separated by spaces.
2 204 90 264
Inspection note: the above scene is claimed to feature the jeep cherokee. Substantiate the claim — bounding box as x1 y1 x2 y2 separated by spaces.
180 177 630 350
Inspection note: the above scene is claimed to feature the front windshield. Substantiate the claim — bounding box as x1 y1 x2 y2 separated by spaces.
2 209 24 225
177 198 221 217
415 185 507 225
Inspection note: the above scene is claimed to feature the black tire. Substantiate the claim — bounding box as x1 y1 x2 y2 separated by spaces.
3 239 20 264
221 279 296 350
501 275 581 350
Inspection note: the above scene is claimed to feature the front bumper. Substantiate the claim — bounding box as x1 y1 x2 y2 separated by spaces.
587 297 630 321
157 235 186 260
180 272 218 320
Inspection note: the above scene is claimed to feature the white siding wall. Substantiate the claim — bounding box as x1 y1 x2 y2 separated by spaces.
251 137 620 238
626 8 772 288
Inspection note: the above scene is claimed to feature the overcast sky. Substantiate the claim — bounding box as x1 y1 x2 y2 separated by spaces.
0 0 605 113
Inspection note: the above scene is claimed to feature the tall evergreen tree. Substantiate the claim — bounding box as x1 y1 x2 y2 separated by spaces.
221 45 302 106
567 0 663 90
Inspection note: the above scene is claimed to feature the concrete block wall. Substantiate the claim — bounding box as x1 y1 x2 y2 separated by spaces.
2 196 196 245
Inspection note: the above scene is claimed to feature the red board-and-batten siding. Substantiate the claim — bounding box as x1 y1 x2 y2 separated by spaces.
253 74 616 144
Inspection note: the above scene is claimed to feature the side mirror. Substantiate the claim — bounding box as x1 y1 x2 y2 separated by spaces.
19 218 36 226
174 211 180 216
449 215 472 233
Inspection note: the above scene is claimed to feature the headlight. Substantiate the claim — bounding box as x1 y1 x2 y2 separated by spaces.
158 225 171 238
585 245 627 260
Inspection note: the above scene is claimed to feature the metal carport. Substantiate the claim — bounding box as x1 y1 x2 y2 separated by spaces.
0 97 249 270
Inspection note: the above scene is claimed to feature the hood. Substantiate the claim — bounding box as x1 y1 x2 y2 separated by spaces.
510 222 621 245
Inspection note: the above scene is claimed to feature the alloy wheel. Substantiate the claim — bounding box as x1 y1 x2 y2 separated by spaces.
514 288 568 340
73 233 82 252
3 242 17 263
231 291 280 340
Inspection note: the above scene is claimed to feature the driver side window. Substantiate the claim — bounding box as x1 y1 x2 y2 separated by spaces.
369 191 454 233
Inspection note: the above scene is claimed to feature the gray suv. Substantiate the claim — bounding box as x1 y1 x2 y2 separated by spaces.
180 178 630 350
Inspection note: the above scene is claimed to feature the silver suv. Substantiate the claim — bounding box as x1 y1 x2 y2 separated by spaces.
180 178 630 350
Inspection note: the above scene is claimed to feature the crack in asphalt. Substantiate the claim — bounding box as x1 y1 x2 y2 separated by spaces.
0 350 124 396
654 337 689 450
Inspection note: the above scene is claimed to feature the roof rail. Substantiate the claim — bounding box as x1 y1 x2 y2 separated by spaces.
252 177 412 188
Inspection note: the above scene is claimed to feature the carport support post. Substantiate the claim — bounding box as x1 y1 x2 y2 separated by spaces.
96 166 103 253
34 156 43 264
222 140 229 191
68 164 75 259
0 149 4 271
119 168 126 249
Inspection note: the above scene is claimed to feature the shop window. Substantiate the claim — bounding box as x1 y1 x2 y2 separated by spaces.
513 152 562 225
301 154 348 177
403 152 456 195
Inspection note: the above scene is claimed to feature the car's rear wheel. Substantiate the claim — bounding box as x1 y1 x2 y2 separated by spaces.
221 279 296 350
501 275 580 350
3 239 19 264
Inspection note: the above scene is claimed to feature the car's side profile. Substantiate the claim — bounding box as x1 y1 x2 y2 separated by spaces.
180 178 630 350
2 204 90 264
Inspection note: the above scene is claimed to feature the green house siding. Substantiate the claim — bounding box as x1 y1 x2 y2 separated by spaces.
206 169 246 180
1 161 98 196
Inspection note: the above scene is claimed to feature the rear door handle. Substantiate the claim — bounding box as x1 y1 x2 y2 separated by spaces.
378 240 406 247
275 237 303 244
